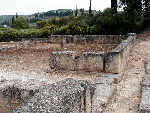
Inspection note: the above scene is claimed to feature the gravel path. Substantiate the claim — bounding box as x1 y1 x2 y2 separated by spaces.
103 35 150 113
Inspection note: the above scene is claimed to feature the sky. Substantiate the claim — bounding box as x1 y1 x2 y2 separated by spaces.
0 0 111 15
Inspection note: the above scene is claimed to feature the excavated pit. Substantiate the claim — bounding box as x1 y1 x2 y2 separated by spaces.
0 35 131 112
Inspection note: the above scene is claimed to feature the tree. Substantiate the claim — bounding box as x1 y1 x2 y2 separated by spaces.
120 0 142 14
143 0 150 17
16 13 18 19
12 17 29 29
136 0 142 13
89 0 92 14
11 16 15 25
36 20 47 28
111 0 117 13
120 0 141 23
75 5 78 16
80 8 85 16
144 0 150 11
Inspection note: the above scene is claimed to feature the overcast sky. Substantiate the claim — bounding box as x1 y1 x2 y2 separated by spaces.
0 0 111 15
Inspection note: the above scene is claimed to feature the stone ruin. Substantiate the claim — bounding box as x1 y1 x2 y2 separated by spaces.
0 77 96 113
49 34 136 74
0 34 138 112
139 59 150 113
0 75 121 113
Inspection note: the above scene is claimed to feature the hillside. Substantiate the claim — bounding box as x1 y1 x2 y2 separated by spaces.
0 9 97 25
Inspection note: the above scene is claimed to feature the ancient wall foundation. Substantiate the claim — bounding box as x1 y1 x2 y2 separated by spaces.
105 34 136 73
50 34 137 73
50 51 104 72
48 35 126 44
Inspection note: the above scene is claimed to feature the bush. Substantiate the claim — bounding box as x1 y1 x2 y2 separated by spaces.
0 28 43 42
36 20 47 28
12 17 29 29
42 24 56 36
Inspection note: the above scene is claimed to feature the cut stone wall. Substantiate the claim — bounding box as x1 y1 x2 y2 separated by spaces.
20 35 125 49
0 35 125 53
49 34 136 73
50 51 104 72
48 35 126 44
105 34 136 73
139 59 150 113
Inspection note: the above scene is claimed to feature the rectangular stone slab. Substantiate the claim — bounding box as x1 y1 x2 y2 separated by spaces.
93 84 116 113
139 89 150 113
145 59 150 74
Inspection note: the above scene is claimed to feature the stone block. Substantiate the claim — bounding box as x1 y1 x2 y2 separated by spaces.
93 84 116 113
145 59 150 74
97 74 121 85
105 52 121 73
139 89 150 113
142 75 150 89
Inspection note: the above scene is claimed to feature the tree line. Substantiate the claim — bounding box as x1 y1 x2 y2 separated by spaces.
0 0 150 42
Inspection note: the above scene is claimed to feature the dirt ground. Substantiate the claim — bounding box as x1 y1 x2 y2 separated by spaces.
0 42 117 83
1 32 150 112
0 42 118 112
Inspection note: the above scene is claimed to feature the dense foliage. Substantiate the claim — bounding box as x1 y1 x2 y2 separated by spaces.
12 17 29 29
0 28 43 41
37 8 144 35
0 0 150 42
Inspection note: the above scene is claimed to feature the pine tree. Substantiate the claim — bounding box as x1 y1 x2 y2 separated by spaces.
12 16 15 25
75 5 78 16
89 0 92 15
16 13 18 18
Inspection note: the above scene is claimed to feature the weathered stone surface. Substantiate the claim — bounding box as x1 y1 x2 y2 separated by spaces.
49 35 136 73
50 51 104 72
145 59 150 74
142 75 150 89
96 74 121 85
139 59 150 113
0 46 17 52
95 84 116 102
93 74 119 112
13 78 96 113
0 77 52 113
93 84 116 113
0 78 49 102
139 89 150 113
96 77 114 85
48 35 125 44
105 34 136 73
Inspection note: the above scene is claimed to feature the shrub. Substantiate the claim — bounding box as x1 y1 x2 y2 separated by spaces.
12 17 29 29
42 24 56 36
0 28 43 42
